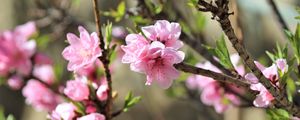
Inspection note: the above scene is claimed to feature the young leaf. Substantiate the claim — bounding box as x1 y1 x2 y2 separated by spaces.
116 1 126 22
6 114 15 120
214 35 234 69
0 107 5 120
123 91 142 112
266 109 290 120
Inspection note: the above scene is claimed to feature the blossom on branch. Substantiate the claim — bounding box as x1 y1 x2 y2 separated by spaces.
186 54 243 113
22 79 60 111
64 77 90 101
62 26 102 72
121 20 185 89
245 59 288 107
0 22 36 76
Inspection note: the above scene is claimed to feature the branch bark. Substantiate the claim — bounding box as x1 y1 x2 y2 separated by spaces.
174 62 249 88
92 0 113 119
197 0 300 117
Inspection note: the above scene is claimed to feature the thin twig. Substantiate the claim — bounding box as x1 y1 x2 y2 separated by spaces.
174 63 249 88
267 0 289 31
197 0 300 117
92 0 113 119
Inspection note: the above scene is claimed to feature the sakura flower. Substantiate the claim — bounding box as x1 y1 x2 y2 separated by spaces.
250 83 274 107
0 22 36 76
128 41 184 89
244 60 286 107
121 34 149 63
33 64 55 85
77 113 105 120
64 78 90 101
22 80 60 111
185 54 243 113
49 103 77 120
62 26 102 72
7 75 23 90
141 20 183 50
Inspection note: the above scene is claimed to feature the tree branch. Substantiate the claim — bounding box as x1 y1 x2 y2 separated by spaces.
197 0 300 117
174 62 249 88
92 0 113 119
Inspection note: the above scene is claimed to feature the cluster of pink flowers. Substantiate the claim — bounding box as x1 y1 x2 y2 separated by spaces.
0 22 36 76
56 26 107 120
245 59 288 107
0 22 36 89
121 20 185 89
23 79 61 111
186 54 243 113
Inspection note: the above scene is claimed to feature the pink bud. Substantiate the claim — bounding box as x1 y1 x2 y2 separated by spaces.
77 113 105 120
7 75 23 90
96 84 108 101
50 103 77 120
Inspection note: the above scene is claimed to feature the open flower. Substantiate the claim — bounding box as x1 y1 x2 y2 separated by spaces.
244 59 287 107
64 77 90 101
128 41 184 89
62 26 102 72
141 20 183 50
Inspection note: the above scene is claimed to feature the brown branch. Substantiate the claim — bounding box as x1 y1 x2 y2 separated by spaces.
267 0 289 31
92 0 113 119
174 63 249 88
197 0 300 117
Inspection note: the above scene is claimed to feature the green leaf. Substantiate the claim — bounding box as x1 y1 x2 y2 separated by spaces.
72 0 81 6
123 91 142 112
35 35 50 50
103 22 113 48
286 78 296 102
116 1 126 22
187 0 199 7
6 114 15 120
0 107 5 120
129 16 151 25
214 35 234 69
154 4 163 14
266 109 290 120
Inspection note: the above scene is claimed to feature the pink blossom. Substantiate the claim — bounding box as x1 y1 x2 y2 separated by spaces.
49 103 77 120
276 58 288 73
185 54 243 113
33 64 55 85
22 80 60 111
112 26 127 39
0 22 36 76
64 78 90 101
244 60 284 107
7 75 23 90
129 41 185 89
85 105 97 114
62 26 102 72
141 20 183 50
250 83 274 107
77 113 105 120
96 80 108 101
121 34 149 63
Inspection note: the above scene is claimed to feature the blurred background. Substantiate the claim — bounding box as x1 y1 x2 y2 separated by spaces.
0 0 299 120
